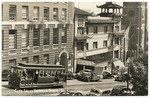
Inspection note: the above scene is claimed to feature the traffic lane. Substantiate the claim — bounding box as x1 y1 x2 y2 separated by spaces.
2 81 126 96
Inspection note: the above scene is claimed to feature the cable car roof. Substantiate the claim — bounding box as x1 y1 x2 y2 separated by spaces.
11 63 65 70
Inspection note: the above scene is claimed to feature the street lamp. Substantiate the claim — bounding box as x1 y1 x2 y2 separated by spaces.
126 57 130 90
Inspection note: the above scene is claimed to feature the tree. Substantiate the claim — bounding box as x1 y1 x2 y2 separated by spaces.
129 51 148 95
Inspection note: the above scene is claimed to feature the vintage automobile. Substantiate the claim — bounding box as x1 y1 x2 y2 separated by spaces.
58 90 83 96
76 69 101 82
103 72 114 79
87 88 111 96
110 85 132 96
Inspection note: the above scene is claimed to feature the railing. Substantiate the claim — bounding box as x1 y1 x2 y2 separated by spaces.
21 48 28 53
61 43 66 48
43 45 49 50
9 49 17 55
53 44 58 49
33 46 39 51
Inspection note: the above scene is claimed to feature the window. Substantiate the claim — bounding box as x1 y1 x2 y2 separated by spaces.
9 5 16 20
33 6 39 20
86 27 89 34
77 42 84 51
115 38 119 45
115 26 119 32
86 43 89 50
44 29 49 45
43 54 49 64
104 26 108 33
22 30 28 47
33 56 39 64
78 19 84 27
53 28 58 44
9 59 16 66
2 30 4 50
103 40 107 47
9 30 17 49
77 27 84 35
22 6 28 20
61 27 67 43
93 26 98 34
62 8 67 20
53 8 58 21
33 29 40 46
22 57 28 63
115 51 119 58
44 7 49 21
111 26 114 33
93 42 98 49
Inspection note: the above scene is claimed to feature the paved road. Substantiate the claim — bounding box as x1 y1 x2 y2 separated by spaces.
2 79 126 96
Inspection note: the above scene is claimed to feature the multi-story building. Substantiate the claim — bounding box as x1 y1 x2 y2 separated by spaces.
74 2 125 74
122 2 148 57
2 2 74 71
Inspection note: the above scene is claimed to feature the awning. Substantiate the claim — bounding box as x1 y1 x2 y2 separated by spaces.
95 62 108 67
77 59 95 66
113 60 124 68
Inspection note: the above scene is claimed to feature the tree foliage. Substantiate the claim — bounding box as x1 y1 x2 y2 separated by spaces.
129 51 148 95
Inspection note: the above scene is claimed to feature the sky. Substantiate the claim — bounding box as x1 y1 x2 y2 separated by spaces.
75 2 123 14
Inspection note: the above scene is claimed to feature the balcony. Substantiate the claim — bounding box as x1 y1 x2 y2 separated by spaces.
75 34 92 40
21 48 28 53
9 49 17 55
61 43 66 48
53 44 58 49
76 45 120 58
76 51 84 58
43 45 49 50
33 46 39 51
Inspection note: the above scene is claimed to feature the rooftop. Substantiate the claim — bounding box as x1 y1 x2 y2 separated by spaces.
96 2 123 9
75 7 92 16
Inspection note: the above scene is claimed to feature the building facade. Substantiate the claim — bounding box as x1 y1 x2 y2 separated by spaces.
2 2 74 71
74 2 125 74
122 2 148 57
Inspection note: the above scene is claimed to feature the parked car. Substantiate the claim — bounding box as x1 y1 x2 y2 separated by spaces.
111 85 132 96
67 71 74 80
2 70 10 81
76 69 100 82
103 72 114 79
87 88 111 96
58 90 83 96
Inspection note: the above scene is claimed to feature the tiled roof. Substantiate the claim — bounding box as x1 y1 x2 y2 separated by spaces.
75 7 92 15
97 2 123 8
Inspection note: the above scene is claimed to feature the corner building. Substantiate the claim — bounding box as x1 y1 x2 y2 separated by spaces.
2 2 74 71
74 2 125 75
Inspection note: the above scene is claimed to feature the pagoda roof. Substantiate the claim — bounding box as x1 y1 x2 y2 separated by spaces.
97 2 123 9
75 7 92 16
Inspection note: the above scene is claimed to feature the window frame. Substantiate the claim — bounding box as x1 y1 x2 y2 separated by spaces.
93 42 98 49
33 29 40 46
53 8 58 21
43 28 49 45
9 5 16 20
22 6 28 21
33 6 39 21
44 7 49 21
53 28 59 44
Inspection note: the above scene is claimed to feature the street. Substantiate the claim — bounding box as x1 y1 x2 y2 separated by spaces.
2 79 126 96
